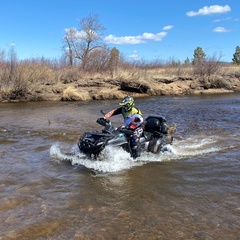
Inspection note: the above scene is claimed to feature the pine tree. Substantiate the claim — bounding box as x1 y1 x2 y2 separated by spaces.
184 57 190 65
108 47 120 77
192 47 206 65
232 46 240 64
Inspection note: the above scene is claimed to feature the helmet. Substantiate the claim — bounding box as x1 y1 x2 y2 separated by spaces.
129 114 143 129
119 96 134 112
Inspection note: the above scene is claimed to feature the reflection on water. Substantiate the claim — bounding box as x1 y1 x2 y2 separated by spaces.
0 94 240 239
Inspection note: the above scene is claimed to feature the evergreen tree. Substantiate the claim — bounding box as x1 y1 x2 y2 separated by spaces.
232 46 240 64
108 47 120 77
184 57 190 65
192 47 206 65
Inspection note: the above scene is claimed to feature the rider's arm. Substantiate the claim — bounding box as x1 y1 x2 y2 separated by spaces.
104 107 122 119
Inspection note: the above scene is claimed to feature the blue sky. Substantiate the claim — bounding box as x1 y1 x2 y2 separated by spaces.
1 0 239 62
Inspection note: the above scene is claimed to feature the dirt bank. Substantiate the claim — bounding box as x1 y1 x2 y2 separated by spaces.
27 75 240 102
1 67 240 102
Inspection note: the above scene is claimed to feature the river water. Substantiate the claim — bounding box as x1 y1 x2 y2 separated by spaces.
0 93 239 240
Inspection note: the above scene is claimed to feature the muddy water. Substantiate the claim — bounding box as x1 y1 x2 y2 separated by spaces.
0 93 239 240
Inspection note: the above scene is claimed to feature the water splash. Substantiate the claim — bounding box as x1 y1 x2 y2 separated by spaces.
173 135 222 156
50 135 225 173
50 143 170 173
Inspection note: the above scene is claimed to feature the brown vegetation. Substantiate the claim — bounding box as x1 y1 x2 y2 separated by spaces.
0 58 240 102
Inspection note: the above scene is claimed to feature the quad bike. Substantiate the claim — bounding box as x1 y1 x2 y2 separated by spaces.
78 111 176 159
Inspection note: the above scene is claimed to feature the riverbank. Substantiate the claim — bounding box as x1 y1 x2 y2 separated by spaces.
60 73 239 101
1 65 240 102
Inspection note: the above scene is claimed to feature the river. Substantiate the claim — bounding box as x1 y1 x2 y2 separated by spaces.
0 93 239 240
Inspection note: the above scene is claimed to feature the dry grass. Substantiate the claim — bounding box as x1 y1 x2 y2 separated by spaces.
143 66 194 80
0 60 239 102
61 86 91 101
219 65 240 76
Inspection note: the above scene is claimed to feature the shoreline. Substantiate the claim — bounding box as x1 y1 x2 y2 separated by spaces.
1 73 240 103
0 88 237 103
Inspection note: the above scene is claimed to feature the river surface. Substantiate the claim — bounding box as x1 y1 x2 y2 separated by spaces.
0 93 239 240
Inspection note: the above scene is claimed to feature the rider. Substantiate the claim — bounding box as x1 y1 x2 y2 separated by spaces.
104 95 144 159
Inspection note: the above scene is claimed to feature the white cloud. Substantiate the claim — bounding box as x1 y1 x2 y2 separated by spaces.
213 17 238 23
104 35 144 44
64 28 98 39
213 17 230 23
104 31 167 45
186 5 231 17
10 42 16 47
213 27 231 33
129 50 139 60
163 25 173 30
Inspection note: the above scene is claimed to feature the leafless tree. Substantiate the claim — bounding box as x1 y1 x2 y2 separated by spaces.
63 31 74 66
194 52 222 79
63 14 106 69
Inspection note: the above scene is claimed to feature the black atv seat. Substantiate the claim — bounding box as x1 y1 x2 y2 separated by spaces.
145 118 160 133
146 115 166 123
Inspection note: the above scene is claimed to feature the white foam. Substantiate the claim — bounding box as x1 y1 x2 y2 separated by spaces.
50 143 144 173
50 134 224 173
172 136 221 156
50 143 177 173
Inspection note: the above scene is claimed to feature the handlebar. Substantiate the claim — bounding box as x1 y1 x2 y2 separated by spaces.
96 117 110 126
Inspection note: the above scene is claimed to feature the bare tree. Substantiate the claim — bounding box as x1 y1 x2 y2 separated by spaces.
0 48 6 61
62 30 74 66
63 14 106 69
195 52 223 83
8 46 18 80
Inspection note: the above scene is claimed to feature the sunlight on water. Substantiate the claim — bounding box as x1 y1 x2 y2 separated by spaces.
50 133 225 173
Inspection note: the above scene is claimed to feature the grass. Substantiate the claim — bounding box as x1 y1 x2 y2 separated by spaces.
0 59 239 102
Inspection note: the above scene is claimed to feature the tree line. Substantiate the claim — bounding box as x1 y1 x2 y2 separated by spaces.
61 14 240 70
0 14 240 73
